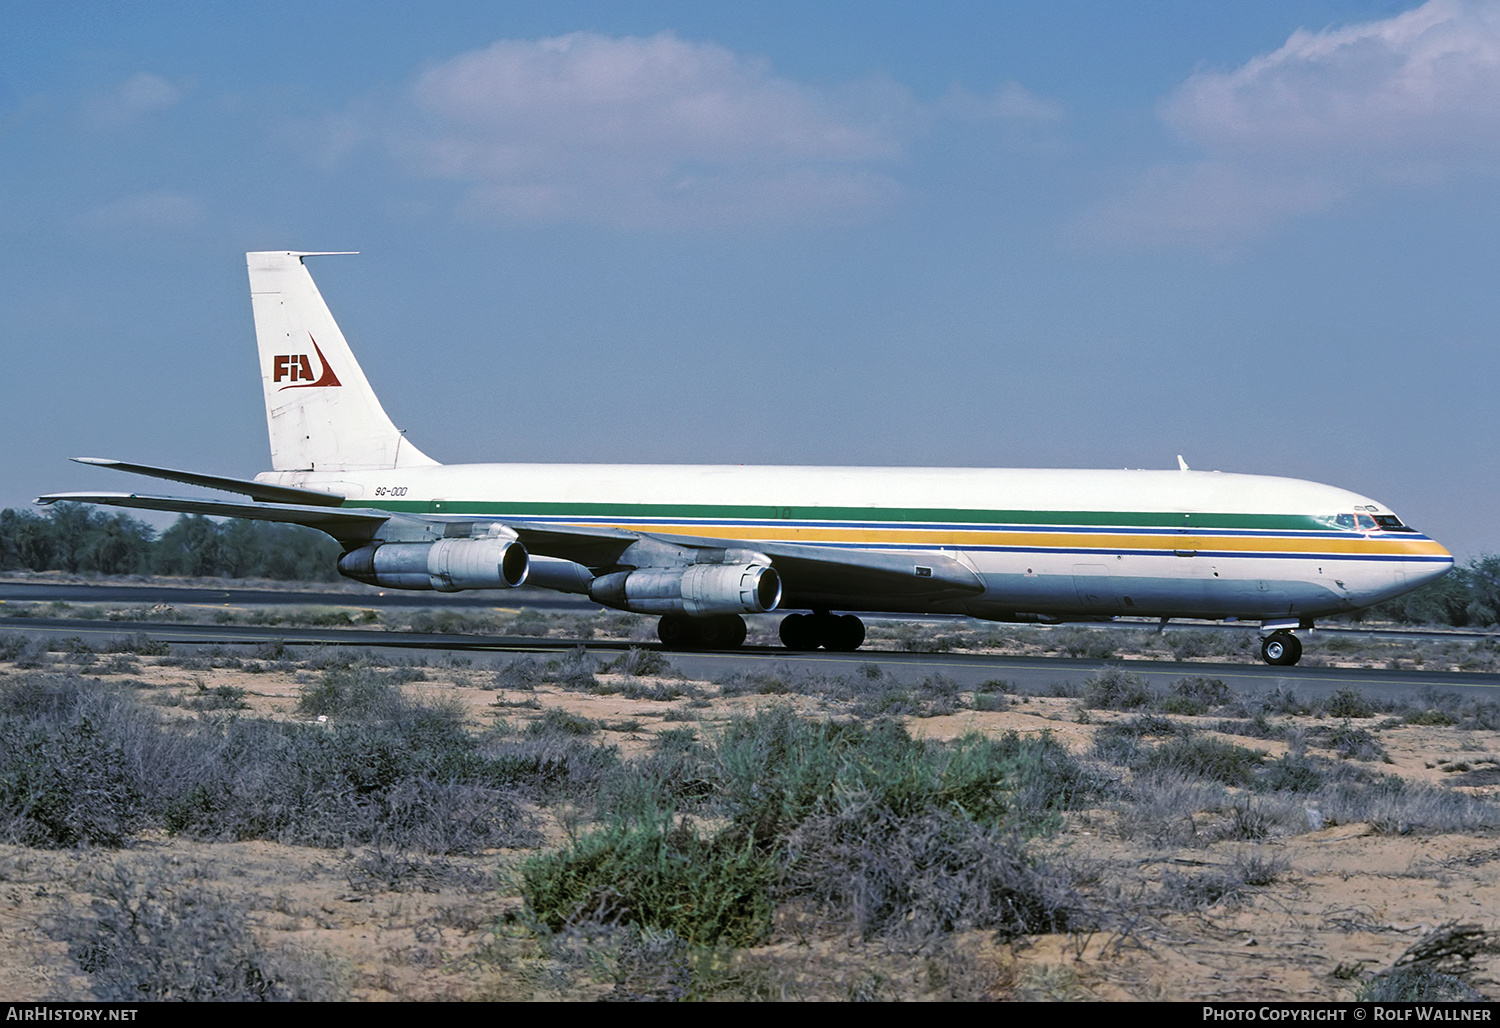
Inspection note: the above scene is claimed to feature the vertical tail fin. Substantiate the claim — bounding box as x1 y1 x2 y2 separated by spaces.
248 251 438 472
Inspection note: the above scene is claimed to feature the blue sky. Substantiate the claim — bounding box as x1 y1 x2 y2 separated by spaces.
3 1 1496 558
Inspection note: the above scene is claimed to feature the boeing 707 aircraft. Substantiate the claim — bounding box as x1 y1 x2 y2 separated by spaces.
38 251 1454 665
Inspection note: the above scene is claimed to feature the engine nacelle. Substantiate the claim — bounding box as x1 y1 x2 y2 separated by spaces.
338 538 529 592
589 562 781 616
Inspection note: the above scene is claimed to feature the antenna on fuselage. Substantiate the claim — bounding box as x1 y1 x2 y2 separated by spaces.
1177 455 1190 472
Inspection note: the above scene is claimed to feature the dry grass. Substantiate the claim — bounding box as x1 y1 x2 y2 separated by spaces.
2 634 1499 1001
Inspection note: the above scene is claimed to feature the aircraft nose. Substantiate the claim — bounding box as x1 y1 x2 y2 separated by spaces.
1408 543 1454 589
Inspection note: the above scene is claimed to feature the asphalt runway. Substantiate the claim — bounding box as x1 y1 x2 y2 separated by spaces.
3 581 1493 646
0 581 594 611
10 615 1498 703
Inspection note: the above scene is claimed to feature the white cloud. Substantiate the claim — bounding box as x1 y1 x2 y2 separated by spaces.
84 72 184 130
368 32 1057 229
1072 0 1500 250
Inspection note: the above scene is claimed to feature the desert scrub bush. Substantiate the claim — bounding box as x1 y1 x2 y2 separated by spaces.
780 799 1088 945
475 733 621 799
0 675 193 847
1156 851 1291 911
888 623 966 653
1402 707 1457 727
602 647 675 678
1134 735 1266 787
398 608 504 635
1322 721 1391 762
1079 667 1152 710
527 707 599 737
493 656 542 691
346 847 497 895
1164 630 1218 661
94 654 142 675
607 728 716 813
1212 794 1307 841
1256 752 1330 793
544 646 599 691
185 684 250 711
713 708 1094 843
1049 627 1117 659
102 632 170 657
1213 712 1286 740
522 813 776 946
1325 687 1380 719
603 677 696 702
54 862 347 1001
1091 715 1186 766
849 688 921 719
1156 676 1233 715
1314 777 1500 834
1357 966 1488 1002
296 665 411 719
972 692 1009 712
163 714 542 852
1117 771 1228 845
0 632 42 662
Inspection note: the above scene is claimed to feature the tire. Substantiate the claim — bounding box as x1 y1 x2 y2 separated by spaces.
725 615 748 648
1261 631 1302 666
826 614 865 652
779 612 815 650
657 614 698 649
697 614 747 649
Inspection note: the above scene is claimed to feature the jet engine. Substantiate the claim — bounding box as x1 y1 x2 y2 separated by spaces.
589 562 781 616
337 538 529 591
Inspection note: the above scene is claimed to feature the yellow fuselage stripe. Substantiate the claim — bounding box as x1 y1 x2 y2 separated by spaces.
559 522 1448 556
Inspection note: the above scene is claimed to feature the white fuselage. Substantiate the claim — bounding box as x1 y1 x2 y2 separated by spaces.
262 462 1453 622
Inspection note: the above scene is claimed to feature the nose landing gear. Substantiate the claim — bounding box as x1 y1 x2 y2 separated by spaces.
1260 630 1303 666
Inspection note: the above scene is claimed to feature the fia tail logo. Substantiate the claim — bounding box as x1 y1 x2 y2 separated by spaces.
273 338 342 390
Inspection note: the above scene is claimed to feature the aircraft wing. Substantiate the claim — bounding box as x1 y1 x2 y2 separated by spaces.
69 458 345 506
504 522 986 603
39 487 982 606
34 492 391 538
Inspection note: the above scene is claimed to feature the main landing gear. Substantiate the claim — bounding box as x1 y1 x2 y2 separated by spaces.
778 611 865 652
1260 630 1303 667
653 611 868 652
657 613 747 650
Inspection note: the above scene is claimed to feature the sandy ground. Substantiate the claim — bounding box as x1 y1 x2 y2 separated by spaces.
2 652 1498 1001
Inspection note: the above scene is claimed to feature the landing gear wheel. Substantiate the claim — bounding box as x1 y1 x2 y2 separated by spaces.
779 612 816 650
696 614 748 649
827 614 866 652
657 614 699 649
725 615 748 648
1261 631 1302 666
779 612 866 651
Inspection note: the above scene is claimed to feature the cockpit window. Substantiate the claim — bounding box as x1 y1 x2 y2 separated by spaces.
1327 512 1416 533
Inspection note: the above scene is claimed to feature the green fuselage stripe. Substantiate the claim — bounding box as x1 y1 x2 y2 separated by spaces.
368 499 1327 532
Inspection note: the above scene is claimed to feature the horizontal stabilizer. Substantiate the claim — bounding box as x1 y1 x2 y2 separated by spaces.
72 457 345 507
36 491 389 539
